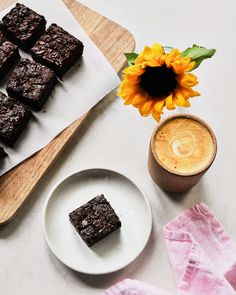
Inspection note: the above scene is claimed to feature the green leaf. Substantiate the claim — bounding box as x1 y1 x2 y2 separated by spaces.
163 46 173 53
181 45 216 70
124 53 138 66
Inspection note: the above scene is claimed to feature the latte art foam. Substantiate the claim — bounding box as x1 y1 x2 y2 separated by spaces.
153 118 215 174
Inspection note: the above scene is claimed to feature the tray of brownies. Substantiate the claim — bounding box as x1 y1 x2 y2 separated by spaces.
0 0 134 224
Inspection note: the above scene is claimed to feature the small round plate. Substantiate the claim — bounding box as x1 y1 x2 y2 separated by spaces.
43 168 152 275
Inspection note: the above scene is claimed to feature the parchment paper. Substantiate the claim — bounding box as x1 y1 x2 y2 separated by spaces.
0 0 120 175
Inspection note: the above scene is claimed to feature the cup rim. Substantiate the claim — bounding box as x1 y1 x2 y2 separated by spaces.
150 114 217 177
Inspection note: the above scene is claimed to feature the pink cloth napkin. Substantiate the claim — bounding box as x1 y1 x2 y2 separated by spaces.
164 203 236 295
102 279 172 295
102 203 236 295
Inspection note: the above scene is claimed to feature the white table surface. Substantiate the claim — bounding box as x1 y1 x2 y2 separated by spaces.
1 0 236 294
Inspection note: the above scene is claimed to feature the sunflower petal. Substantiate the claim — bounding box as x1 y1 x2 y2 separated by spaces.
189 89 200 97
125 74 140 84
142 46 153 60
152 43 164 55
135 55 145 65
152 111 161 122
179 86 200 98
139 100 155 116
177 73 199 87
132 93 147 107
174 92 191 107
165 94 176 110
146 59 162 67
154 99 165 113
165 49 181 67
123 65 136 74
171 60 190 74
123 93 136 105
185 61 196 72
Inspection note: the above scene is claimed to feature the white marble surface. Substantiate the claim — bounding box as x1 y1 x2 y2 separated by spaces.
1 0 236 294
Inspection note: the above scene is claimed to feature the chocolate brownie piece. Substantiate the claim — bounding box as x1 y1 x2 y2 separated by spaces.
0 91 32 146
31 23 84 77
0 31 20 79
0 147 7 159
69 194 121 247
6 58 57 110
0 3 46 51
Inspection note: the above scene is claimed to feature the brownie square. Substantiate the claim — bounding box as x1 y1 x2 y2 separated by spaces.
31 23 84 77
69 194 121 247
6 58 57 111
0 31 20 79
0 3 46 51
0 91 32 146
0 147 7 159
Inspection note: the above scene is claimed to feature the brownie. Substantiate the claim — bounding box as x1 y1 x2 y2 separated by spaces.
6 58 57 110
0 91 32 146
31 23 84 77
0 31 20 79
0 3 46 51
0 147 7 159
69 194 121 247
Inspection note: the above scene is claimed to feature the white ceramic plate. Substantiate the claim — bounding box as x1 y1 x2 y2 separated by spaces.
43 168 152 275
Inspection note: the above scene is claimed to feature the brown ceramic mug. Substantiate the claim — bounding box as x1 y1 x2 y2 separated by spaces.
148 114 217 192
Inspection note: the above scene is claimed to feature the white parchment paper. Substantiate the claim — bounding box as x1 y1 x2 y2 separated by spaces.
0 0 120 175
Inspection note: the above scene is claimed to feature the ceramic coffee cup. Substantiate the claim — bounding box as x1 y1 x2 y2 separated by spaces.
148 114 217 193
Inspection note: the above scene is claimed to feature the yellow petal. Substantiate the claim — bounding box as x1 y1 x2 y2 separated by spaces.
171 60 189 74
123 65 136 74
117 81 134 97
165 49 181 67
142 46 153 60
177 73 199 87
123 93 136 105
132 93 147 107
151 43 164 55
185 61 195 72
135 55 145 65
154 99 165 113
189 89 200 97
152 111 161 122
174 92 190 107
165 94 176 110
123 65 144 76
139 100 154 116
125 74 140 85
146 59 162 67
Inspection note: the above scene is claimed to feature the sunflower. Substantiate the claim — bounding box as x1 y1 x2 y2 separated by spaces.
117 43 200 121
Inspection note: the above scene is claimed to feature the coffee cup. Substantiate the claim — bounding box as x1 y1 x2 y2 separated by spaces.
148 114 217 192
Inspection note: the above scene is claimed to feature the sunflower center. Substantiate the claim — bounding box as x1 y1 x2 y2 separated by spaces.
139 65 177 98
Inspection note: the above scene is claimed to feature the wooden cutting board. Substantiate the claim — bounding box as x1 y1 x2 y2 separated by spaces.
0 0 135 225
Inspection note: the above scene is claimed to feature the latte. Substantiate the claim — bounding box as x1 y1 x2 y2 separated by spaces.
153 117 216 175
